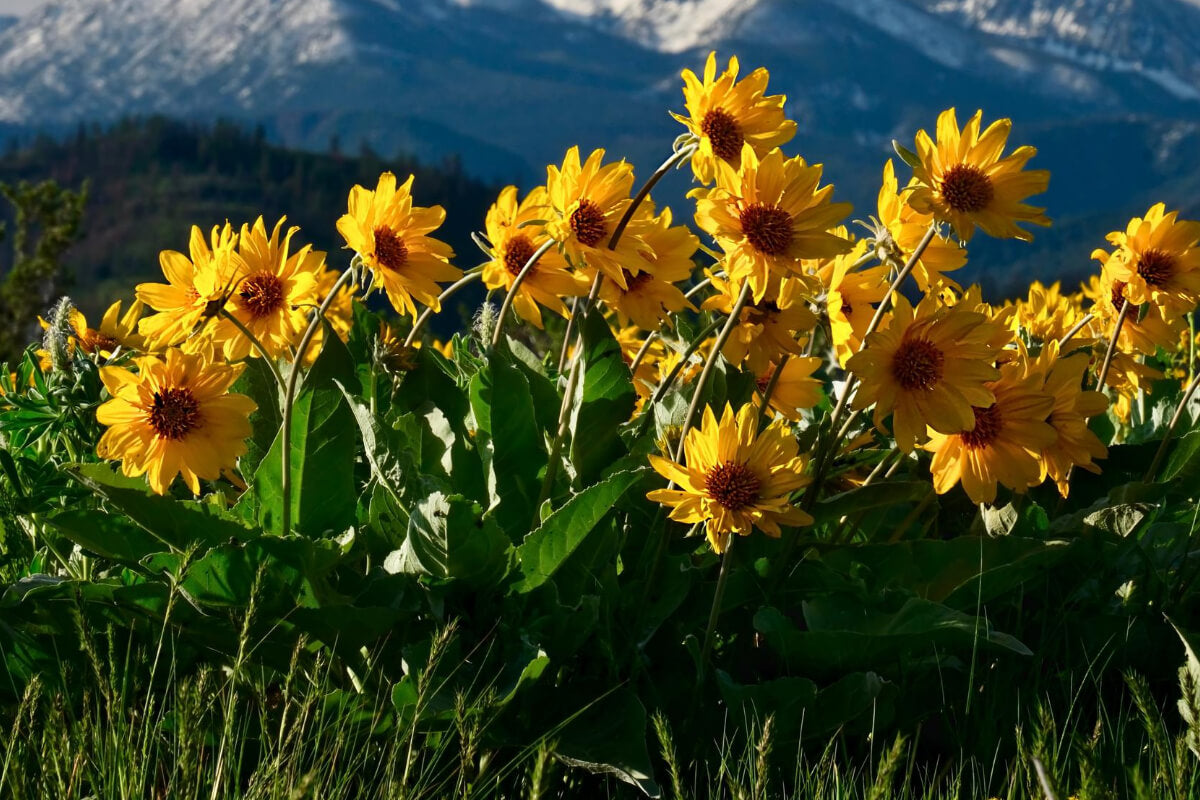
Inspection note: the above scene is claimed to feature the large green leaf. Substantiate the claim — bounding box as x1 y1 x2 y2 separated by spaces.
181 535 344 609
569 310 637 485
470 345 547 534
67 463 255 550
1163 430 1200 485
229 356 282 480
754 598 1030 676
513 468 645 594
384 492 511 588
43 509 164 566
555 688 660 797
253 329 358 536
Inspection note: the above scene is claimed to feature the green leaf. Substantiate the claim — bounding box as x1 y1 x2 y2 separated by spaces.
229 356 281 480
892 140 921 169
67 463 255 550
813 481 929 524
384 492 511 588
470 345 547 534
181 535 343 609
253 331 359 536
513 468 644 593
555 688 660 797
754 598 1030 676
1083 503 1153 537
1164 430 1200 485
43 509 164 565
569 310 636 485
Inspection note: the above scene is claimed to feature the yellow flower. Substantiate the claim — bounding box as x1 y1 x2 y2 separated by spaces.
1104 352 1162 426
1014 280 1085 345
702 272 816 374
1025 342 1107 497
924 357 1057 505
847 294 1001 453
1093 202 1200 320
39 299 146 361
877 159 967 290
907 108 1051 242
545 147 647 290
1082 272 1183 356
941 284 1017 354
815 236 890 366
647 403 812 553
137 223 243 349
481 185 587 329
615 324 666 403
672 52 797 185
693 144 852 303
96 348 256 495
209 217 326 361
754 357 823 421
336 172 460 318
600 206 698 330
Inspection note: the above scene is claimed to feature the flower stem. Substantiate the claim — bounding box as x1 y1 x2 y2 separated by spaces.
628 331 660 377
755 355 789 426
217 308 285 390
1056 312 1094 349
635 317 723 436
490 240 556 351
699 537 735 675
609 143 697 251
280 264 358 538
673 282 752 463
1144 369 1200 483
1094 299 1131 392
404 269 483 348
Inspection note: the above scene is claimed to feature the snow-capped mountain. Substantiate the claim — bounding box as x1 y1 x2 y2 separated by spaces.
0 0 1198 284
0 0 1197 185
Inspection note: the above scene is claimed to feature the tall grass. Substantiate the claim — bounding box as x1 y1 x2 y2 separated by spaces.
5 617 1199 799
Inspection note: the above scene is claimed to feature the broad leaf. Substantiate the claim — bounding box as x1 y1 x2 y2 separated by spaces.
569 310 636 485
514 468 644 593
68 463 255 550
384 492 510 588
470 344 547 534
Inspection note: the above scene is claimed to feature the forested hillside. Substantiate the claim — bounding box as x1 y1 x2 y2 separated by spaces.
0 117 498 317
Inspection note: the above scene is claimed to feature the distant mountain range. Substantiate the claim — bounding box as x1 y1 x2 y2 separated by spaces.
1 0 1199 294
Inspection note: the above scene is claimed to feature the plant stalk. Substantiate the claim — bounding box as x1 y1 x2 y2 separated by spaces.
404 269 483 348
672 282 753 463
490 240 556 350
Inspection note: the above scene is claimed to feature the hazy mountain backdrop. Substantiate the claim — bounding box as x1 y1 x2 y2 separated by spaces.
1 0 1199 295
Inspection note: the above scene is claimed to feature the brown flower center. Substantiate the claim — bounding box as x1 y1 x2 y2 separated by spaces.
79 329 118 354
1136 248 1175 288
704 460 761 511
1110 279 1129 313
373 227 409 271
740 203 794 257
890 337 945 391
939 163 995 213
503 234 539 277
960 403 1002 449
569 199 608 247
622 270 653 293
147 387 201 440
840 300 853 316
755 370 774 394
701 108 743 162
238 273 286 319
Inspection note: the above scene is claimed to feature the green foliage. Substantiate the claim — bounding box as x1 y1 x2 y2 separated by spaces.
0 179 86 360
